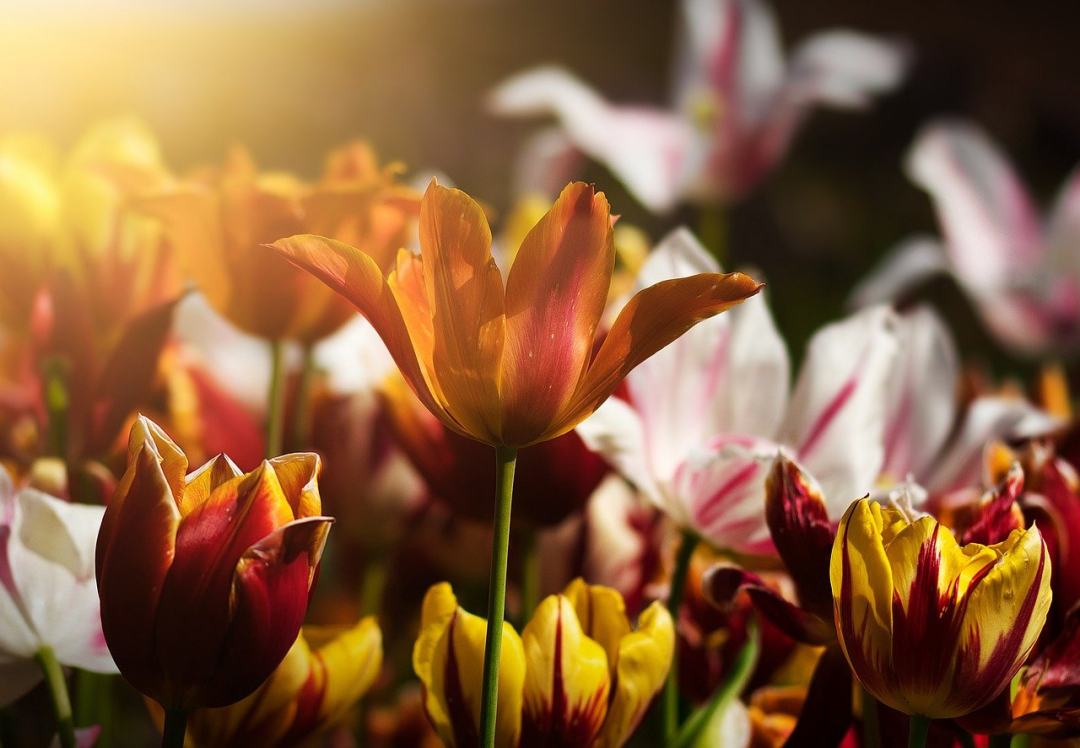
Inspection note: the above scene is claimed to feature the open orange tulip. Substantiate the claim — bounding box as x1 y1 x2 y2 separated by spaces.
271 180 761 447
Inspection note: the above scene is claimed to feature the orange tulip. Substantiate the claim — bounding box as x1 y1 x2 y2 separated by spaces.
140 145 418 343
272 181 761 447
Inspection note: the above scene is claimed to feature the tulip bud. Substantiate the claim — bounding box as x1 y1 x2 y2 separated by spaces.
96 416 332 710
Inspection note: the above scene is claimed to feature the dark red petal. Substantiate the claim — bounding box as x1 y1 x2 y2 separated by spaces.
763 453 835 619
783 645 853 748
200 516 332 707
702 565 834 646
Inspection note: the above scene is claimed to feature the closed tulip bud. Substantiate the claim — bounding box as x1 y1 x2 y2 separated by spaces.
95 416 333 711
831 498 1052 719
412 579 672 748
154 617 382 746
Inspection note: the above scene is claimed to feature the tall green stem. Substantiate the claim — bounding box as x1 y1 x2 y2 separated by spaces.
265 339 286 458
360 555 388 618
75 671 112 747
862 688 882 748
289 344 316 450
908 714 930 748
520 527 540 625
36 646 74 748
161 707 187 748
663 530 700 742
479 446 518 748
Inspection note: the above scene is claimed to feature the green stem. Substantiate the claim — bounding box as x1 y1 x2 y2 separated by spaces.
520 527 540 625
75 671 112 747
697 205 727 266
161 707 187 748
360 556 388 618
289 344 316 450
908 714 930 748
1011 734 1032 748
265 339 286 458
42 357 69 458
478 446 518 748
862 688 882 748
35 646 74 748
663 530 700 742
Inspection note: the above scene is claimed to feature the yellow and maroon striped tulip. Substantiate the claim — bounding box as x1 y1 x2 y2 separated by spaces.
412 580 673 748
831 498 1052 719
272 180 761 447
161 616 382 746
95 416 333 710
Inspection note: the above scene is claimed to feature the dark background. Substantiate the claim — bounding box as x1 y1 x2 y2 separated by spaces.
5 0 1078 372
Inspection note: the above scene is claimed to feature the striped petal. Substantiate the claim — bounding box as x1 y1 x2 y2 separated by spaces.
521 594 611 747
413 583 525 748
500 183 614 445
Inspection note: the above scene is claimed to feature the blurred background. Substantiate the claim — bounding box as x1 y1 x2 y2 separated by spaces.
4 0 1077 367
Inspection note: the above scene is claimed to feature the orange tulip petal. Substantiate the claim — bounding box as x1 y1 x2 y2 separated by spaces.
419 181 506 443
182 454 243 516
267 453 322 519
269 234 452 428
500 182 614 446
554 272 763 442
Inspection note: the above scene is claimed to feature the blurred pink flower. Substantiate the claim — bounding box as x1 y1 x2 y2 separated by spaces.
853 120 1080 355
490 0 908 212
877 305 1058 499
577 228 901 552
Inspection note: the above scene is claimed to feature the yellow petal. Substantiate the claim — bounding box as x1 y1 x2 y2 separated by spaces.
413 583 524 748
310 616 383 729
500 183 614 445
418 181 506 443
521 594 610 745
267 452 322 519
830 500 895 705
561 578 631 670
595 601 674 748
182 454 243 516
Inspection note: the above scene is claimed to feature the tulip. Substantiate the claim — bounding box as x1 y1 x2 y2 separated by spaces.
95 416 332 745
489 0 908 212
413 579 673 748
852 119 1080 356
0 468 116 747
830 498 1052 729
273 180 758 448
578 227 900 550
274 179 757 746
160 617 382 747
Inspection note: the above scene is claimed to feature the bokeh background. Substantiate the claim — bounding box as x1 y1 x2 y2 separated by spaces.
4 0 1078 366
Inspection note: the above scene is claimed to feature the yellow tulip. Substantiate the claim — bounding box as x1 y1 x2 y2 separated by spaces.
412 580 672 748
830 498 1052 719
165 617 382 746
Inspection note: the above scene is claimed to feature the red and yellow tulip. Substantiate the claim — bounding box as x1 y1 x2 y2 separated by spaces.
412 579 673 747
272 180 761 447
831 498 1052 719
160 617 382 746
95 416 333 710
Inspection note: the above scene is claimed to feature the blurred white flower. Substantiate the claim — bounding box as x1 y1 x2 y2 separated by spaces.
577 228 900 552
0 470 116 705
852 119 1080 356
490 0 908 212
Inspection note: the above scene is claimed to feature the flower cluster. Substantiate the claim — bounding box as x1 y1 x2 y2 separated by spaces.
0 1 1078 747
